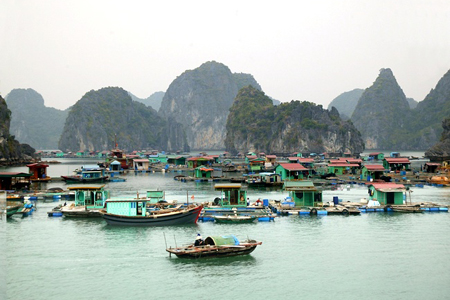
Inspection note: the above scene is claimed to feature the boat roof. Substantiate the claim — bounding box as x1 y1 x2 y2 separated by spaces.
0 172 32 178
284 180 318 191
214 183 242 189
67 184 105 191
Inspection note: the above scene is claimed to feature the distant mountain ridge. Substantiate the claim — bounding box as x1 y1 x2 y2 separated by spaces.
129 91 165 111
225 86 364 155
6 88 68 149
327 88 364 120
58 87 189 152
159 61 262 150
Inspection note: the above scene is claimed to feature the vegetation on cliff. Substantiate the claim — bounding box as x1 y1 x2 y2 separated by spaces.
225 86 364 154
6 88 68 149
0 95 35 162
129 91 165 111
350 68 450 150
425 118 450 160
58 87 189 152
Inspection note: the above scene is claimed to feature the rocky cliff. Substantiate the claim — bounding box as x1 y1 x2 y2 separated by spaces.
225 86 365 155
351 68 411 149
6 89 68 149
425 118 450 160
0 95 35 164
58 87 189 152
159 61 262 150
328 88 364 120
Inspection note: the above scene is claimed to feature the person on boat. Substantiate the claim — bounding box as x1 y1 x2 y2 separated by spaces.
256 198 262 206
194 233 204 246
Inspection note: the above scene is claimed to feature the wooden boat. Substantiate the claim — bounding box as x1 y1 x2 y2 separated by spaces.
213 214 257 223
6 202 23 218
391 206 423 213
166 235 262 258
61 165 108 183
102 197 202 226
427 176 450 186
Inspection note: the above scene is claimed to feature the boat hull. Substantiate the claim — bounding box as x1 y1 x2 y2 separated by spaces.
213 215 257 224
61 176 108 184
102 205 202 226
167 243 261 258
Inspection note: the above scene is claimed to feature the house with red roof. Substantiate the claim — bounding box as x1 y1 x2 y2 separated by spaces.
383 157 411 171
361 164 386 181
367 182 406 205
275 163 309 181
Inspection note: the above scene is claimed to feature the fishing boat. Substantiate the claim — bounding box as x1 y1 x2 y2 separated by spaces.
213 214 257 223
61 165 108 183
6 202 23 218
166 235 262 258
101 196 202 226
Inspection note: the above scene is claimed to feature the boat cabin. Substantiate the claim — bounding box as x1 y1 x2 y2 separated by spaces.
283 180 322 207
383 157 411 172
133 158 150 171
194 167 214 178
214 183 247 207
0 172 32 190
275 163 308 180
361 164 385 181
367 182 406 205
27 163 51 182
80 165 107 180
68 185 108 209
146 190 165 204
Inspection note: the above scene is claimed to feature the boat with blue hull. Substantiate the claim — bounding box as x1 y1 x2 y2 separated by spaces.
102 196 202 226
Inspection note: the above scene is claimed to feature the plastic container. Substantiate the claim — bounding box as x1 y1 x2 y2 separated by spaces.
333 196 339 205
263 199 269 206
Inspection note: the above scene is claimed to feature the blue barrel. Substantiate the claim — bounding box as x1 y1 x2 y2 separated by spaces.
333 196 339 205
263 199 269 206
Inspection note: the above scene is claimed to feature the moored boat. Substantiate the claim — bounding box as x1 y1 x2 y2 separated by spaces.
102 197 202 226
213 214 257 223
166 235 262 258
61 165 108 183
60 185 108 217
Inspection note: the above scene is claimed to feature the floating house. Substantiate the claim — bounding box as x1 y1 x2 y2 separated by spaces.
248 158 266 172
133 158 150 171
265 155 277 166
0 172 32 190
297 158 315 169
27 163 51 182
245 155 257 164
60 185 109 217
194 167 214 179
346 158 363 167
108 160 122 172
383 157 411 171
246 172 282 187
327 163 360 175
283 180 322 207
361 164 386 181
367 182 406 205
187 156 214 168
167 156 187 166
213 183 247 207
275 163 308 180
423 162 441 173
368 152 385 160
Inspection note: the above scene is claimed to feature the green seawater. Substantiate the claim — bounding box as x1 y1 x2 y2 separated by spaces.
3 160 450 300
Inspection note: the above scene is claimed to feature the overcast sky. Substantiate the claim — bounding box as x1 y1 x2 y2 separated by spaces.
2 0 450 110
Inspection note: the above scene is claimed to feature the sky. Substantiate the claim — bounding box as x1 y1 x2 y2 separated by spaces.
2 0 450 110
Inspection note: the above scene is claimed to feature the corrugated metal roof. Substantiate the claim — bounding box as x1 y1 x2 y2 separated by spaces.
278 163 308 171
363 164 385 171
384 157 410 163
328 163 360 167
